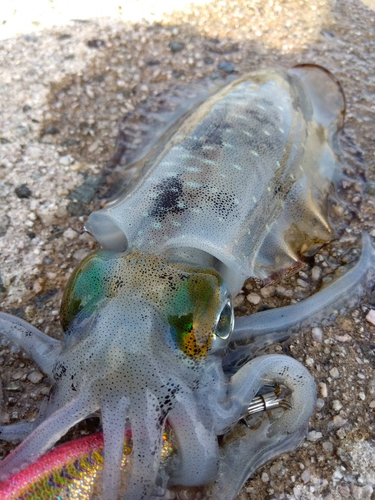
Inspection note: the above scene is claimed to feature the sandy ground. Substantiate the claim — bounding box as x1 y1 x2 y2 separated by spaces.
0 0 375 499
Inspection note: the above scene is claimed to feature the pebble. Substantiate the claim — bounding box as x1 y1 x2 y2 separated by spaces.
330 415 348 429
312 327 323 342
311 266 322 280
59 155 74 166
15 184 32 199
301 469 310 483
297 278 309 288
352 485 374 499
169 41 185 52
74 248 89 261
332 400 343 411
261 472 269 483
5 382 21 392
307 430 323 442
260 285 275 298
27 370 44 384
68 175 101 203
316 398 325 410
66 201 90 217
233 294 245 308
63 228 78 240
11 370 24 381
43 125 60 135
218 61 235 73
0 215 10 237
61 138 80 147
365 309 375 326
247 292 261 305
319 382 328 397
323 441 334 453
87 39 105 49
329 367 340 378
335 334 352 342
305 357 314 367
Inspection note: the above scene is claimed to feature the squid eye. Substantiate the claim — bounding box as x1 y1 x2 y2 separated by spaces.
215 298 234 340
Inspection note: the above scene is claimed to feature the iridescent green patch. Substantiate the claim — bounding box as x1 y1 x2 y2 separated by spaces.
60 251 115 331
167 271 221 358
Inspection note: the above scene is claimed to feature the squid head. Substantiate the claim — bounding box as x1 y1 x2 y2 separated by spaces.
0 249 234 500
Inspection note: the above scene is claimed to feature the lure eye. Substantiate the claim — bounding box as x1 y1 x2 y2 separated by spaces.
215 298 234 340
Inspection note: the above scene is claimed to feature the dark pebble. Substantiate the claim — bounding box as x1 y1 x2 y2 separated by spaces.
67 200 91 217
43 125 60 136
172 69 185 78
0 137 10 144
257 305 275 312
43 257 53 265
65 54 75 61
93 73 106 83
358 342 375 362
204 56 214 65
0 215 10 237
48 226 64 241
61 138 80 147
321 29 336 38
58 34 72 41
87 39 105 49
23 34 37 42
68 175 101 204
15 184 32 199
27 231 36 239
34 289 58 308
365 180 375 196
210 71 220 80
10 307 26 320
22 105 32 113
169 41 185 53
146 59 161 66
0 274 6 293
218 61 235 73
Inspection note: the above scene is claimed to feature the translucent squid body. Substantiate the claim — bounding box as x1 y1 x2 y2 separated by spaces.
0 65 371 500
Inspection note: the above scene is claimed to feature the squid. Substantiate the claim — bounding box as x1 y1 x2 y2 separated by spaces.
0 65 372 500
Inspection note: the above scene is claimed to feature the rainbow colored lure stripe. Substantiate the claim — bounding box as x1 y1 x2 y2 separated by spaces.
0 430 173 500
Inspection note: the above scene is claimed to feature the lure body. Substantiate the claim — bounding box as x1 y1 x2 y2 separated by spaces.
0 65 352 500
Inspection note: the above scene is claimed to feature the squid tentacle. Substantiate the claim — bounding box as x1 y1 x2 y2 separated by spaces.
0 312 62 377
207 354 316 500
168 394 219 487
101 395 129 500
0 390 97 480
125 392 167 500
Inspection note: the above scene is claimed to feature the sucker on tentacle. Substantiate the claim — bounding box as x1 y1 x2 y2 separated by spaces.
0 64 363 500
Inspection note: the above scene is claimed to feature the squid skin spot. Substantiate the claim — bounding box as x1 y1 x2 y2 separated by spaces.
150 176 186 220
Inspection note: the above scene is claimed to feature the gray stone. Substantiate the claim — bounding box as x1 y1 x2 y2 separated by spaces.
43 125 60 135
15 184 32 199
312 327 323 342
28 370 44 384
307 430 323 442
87 39 105 49
0 215 10 237
169 41 185 52
218 61 235 73
68 175 101 203
66 201 90 217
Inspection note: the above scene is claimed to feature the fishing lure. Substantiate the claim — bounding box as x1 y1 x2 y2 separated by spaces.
0 65 371 500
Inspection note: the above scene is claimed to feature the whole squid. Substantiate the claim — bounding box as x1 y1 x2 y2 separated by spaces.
1 65 373 500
